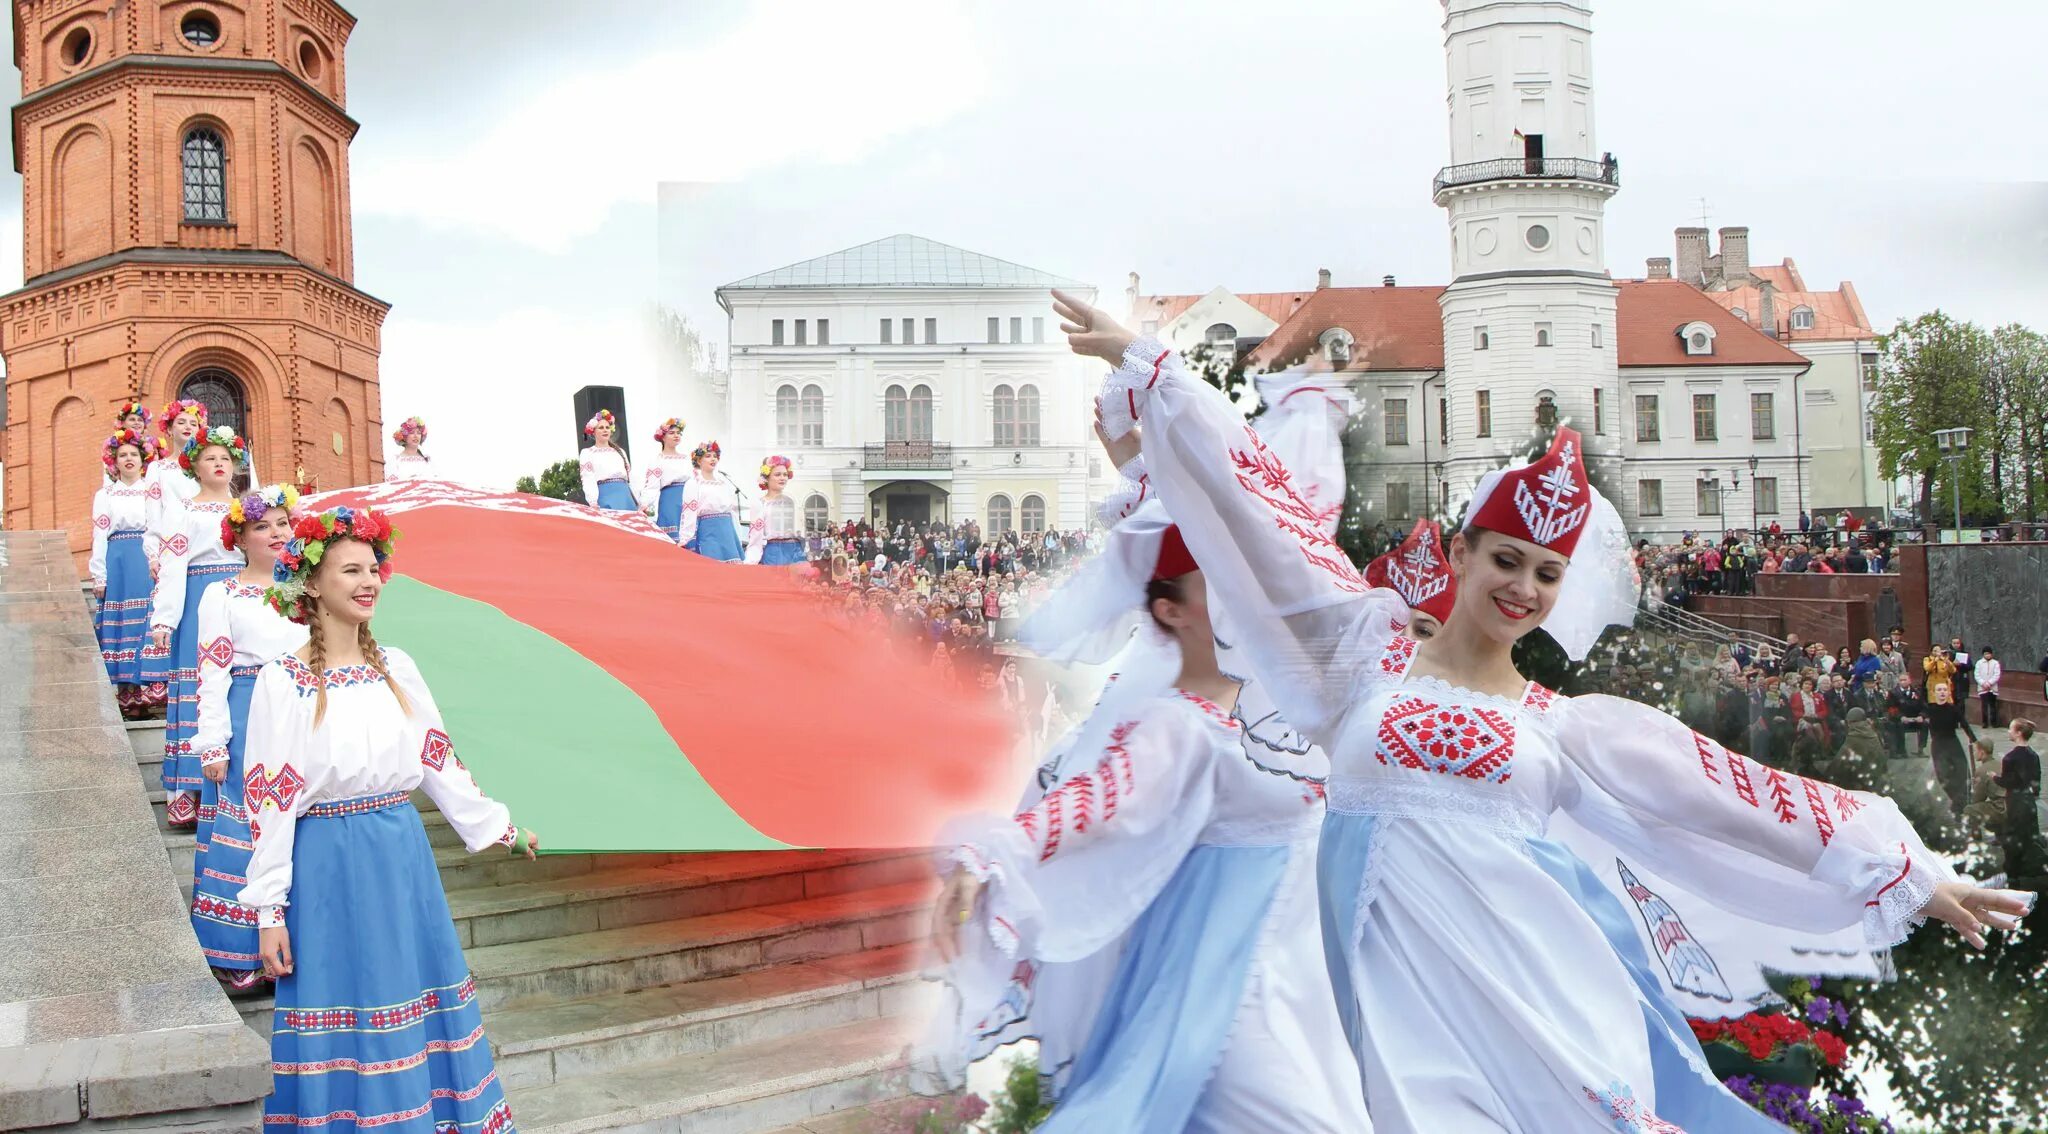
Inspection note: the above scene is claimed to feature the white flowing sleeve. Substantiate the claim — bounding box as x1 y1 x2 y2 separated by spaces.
1103 337 1404 741
640 460 662 513
89 488 112 584
1552 693 1960 948
578 451 598 507
239 663 309 929
1095 455 1153 526
189 585 235 769
947 703 1214 964
149 515 192 632
743 511 767 564
678 481 701 547
384 648 518 854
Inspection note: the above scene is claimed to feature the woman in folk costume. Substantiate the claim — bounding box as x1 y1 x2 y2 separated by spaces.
240 507 538 1134
577 409 635 511
915 499 1370 1133
388 417 432 481
188 485 308 991
679 441 743 561
149 427 250 828
116 398 151 436
1056 291 2032 1133
92 428 162 717
1363 518 1457 642
744 455 805 565
145 400 210 562
640 417 694 540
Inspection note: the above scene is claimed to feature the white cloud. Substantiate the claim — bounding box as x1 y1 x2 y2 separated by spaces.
353 0 989 253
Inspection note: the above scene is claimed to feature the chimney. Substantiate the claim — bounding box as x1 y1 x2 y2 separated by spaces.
1317 268 1332 290
1382 274 1397 288
1646 257 1672 280
1126 271 1140 310
1674 227 1709 287
1718 227 1750 281
1758 280 1778 339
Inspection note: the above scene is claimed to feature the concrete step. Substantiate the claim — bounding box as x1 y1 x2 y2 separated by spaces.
158 829 684 894
466 879 934 1014
505 1016 910 1134
489 943 928 1091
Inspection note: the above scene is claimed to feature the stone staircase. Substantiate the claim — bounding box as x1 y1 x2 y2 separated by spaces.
129 718 936 1134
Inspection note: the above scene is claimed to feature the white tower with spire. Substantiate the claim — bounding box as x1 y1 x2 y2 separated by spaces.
1436 0 1623 514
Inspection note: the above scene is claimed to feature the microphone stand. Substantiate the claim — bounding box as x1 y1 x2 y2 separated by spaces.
719 469 751 527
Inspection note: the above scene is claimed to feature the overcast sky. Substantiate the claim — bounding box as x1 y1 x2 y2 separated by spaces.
4 0 2044 490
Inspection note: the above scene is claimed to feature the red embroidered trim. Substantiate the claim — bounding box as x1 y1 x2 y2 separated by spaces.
199 636 234 669
1229 428 1368 593
245 763 306 813
1019 719 1141 862
1868 844 1913 906
1378 633 1419 678
1177 690 1240 728
420 728 453 772
1376 695 1516 784
1803 779 1835 845
1146 347 1169 388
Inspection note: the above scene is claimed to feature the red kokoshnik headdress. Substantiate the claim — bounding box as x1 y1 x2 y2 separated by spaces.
1366 517 1456 624
1463 427 1594 559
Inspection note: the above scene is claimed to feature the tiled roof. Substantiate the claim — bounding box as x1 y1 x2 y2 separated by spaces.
1615 280 1811 366
1228 278 1808 373
1131 290 1318 328
1246 287 1447 372
1704 260 1874 342
719 234 1086 290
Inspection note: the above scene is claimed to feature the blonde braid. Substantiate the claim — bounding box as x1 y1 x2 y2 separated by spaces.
358 623 411 716
307 608 330 728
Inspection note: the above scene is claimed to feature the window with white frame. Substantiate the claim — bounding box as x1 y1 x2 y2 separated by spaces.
1638 480 1663 516
1535 322 1553 348
1697 479 1722 516
1474 326 1490 351
1386 482 1411 519
1476 390 1492 438
1791 306 1815 331
1017 384 1041 447
775 384 800 447
1754 477 1779 516
804 494 829 532
1750 391 1775 440
987 494 1012 534
1693 393 1718 442
1635 394 1660 441
772 319 785 346
800 384 824 447
1384 397 1409 445
1021 494 1046 533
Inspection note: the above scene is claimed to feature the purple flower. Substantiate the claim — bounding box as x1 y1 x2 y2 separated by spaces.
1806 998 1831 1024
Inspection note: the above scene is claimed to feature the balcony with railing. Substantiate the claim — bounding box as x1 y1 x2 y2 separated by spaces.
863 441 953 470
1432 155 1620 196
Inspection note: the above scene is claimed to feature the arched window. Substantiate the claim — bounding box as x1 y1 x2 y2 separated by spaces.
987 494 1013 534
182 127 227 222
1790 306 1815 331
803 493 829 532
179 367 248 437
1320 328 1353 366
1205 323 1237 345
909 383 934 442
884 384 908 443
992 384 1016 446
1021 494 1046 534
1016 384 1040 447
1730 307 1748 323
800 384 824 446
775 384 800 447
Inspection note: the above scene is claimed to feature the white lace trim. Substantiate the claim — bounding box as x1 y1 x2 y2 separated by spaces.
1327 775 1545 839
1198 809 1321 848
1352 821 1389 956
1862 853 1939 948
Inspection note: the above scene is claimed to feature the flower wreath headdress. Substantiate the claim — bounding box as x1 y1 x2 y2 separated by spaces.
654 416 686 443
758 454 793 490
691 440 722 467
116 400 152 430
391 416 428 446
179 425 251 475
221 484 302 552
584 408 618 437
102 429 159 474
157 399 209 435
266 506 400 624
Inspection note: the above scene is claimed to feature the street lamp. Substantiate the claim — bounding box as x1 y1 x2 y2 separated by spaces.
1746 455 1760 532
1934 426 1973 540
1700 465 1743 538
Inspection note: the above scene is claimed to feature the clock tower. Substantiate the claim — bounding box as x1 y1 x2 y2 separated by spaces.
2 0 388 567
1435 0 1622 513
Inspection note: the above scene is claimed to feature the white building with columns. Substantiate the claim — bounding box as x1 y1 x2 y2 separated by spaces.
1133 0 1815 543
713 235 1105 534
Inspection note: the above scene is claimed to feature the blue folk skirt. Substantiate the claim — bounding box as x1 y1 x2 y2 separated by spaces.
595 479 637 512
654 482 686 541
192 667 262 971
161 561 241 797
760 538 806 566
268 793 514 1134
96 530 152 686
686 514 742 562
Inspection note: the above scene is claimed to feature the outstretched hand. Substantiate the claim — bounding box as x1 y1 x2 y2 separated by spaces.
927 868 985 964
1053 290 1136 366
1093 405 1142 469
1920 880 2033 950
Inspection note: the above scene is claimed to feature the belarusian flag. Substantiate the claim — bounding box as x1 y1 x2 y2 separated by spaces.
301 481 1020 853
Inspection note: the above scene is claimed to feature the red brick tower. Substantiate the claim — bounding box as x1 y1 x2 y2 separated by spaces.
2 0 388 567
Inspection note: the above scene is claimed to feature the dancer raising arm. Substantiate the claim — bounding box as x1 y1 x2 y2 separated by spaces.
1052 289 2031 1133
186 485 308 992
642 418 694 540
241 507 538 1134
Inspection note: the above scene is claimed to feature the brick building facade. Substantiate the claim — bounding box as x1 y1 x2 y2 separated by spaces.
2 0 387 567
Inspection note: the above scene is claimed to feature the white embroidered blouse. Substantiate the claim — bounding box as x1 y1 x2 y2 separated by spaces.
578 445 632 505
678 475 739 546
149 500 243 632
238 647 518 928
142 458 198 563
189 579 308 769
388 452 433 482
744 495 801 563
89 479 152 584
639 452 694 511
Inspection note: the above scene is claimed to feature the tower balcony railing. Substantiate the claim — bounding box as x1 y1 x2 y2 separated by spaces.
863 441 953 470
1432 155 1620 195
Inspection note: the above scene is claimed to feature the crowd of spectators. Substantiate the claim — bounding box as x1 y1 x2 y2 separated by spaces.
1639 524 1895 608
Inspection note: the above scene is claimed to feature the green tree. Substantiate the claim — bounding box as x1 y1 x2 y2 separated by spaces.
981 1054 1054 1133
514 458 585 504
1987 324 2048 522
1870 313 1996 526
